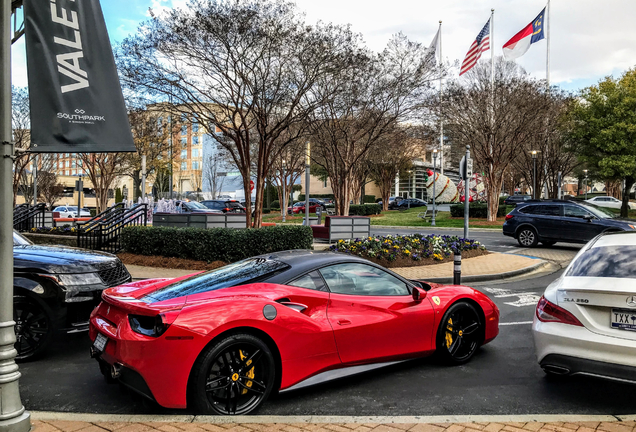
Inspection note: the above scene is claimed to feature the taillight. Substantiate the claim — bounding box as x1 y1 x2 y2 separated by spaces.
505 214 514 220
223 208 230 212
129 314 170 337
536 296 583 326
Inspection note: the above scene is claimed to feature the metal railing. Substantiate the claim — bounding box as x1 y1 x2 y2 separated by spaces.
77 204 148 253
13 203 47 232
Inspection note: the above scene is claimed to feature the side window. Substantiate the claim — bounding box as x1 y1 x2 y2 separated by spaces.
564 205 592 218
518 205 537 214
319 263 410 296
289 271 328 292
535 205 560 216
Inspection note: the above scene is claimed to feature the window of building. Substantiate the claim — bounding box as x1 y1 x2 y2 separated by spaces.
193 135 199 144
72 169 76 175
181 113 187 123
181 161 187 170
71 161 76 168
65 161 70 168
323 179 327 188
192 149 199 158
192 122 199 133
181 125 187 135
181 137 187 145
192 161 200 170
180 150 187 159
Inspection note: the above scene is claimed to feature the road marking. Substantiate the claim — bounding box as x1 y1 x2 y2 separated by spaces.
500 321 533 326
481 288 541 308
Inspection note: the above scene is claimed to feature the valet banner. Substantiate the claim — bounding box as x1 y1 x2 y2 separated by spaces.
24 0 135 153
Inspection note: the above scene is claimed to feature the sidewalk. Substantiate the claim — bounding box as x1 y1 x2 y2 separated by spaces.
29 414 636 432
125 252 545 284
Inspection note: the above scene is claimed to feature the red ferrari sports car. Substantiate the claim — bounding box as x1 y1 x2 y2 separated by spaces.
89 250 499 415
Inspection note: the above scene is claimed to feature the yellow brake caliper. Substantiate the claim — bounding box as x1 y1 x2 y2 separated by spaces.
239 350 255 394
445 318 453 349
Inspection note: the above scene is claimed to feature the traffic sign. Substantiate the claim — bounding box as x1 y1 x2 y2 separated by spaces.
250 180 254 192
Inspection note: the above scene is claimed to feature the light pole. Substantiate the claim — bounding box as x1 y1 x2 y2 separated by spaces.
432 150 438 226
304 142 310 227
531 150 538 199
407 170 411 210
0 0 31 430
281 160 286 223
584 169 588 200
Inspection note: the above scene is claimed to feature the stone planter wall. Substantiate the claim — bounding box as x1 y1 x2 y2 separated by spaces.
23 233 77 248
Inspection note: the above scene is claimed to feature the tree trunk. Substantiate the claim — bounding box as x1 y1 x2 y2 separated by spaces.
486 174 503 222
132 170 141 201
621 176 634 218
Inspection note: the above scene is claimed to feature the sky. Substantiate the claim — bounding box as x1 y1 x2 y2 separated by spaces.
12 0 636 92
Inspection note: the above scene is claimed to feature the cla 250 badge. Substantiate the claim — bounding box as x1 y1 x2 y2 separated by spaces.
562 298 589 303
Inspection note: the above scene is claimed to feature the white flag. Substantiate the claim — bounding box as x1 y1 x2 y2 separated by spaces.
427 27 441 65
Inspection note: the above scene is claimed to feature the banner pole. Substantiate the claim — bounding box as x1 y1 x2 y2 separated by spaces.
438 21 443 175
546 0 550 91
0 0 31 429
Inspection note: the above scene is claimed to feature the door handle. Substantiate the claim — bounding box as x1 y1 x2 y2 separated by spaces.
337 319 351 325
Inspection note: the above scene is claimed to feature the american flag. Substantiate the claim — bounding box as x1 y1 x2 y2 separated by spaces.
459 18 491 76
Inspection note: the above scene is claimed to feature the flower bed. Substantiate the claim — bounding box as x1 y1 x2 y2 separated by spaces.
328 234 487 268
28 226 77 236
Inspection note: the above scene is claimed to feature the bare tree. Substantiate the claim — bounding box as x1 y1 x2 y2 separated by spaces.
204 152 227 199
121 108 172 200
12 86 32 207
78 153 128 212
511 91 579 199
36 155 64 209
270 137 305 217
443 58 551 221
310 34 436 215
117 0 357 227
368 125 424 211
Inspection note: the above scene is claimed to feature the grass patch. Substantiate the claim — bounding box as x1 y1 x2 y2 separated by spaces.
369 208 506 228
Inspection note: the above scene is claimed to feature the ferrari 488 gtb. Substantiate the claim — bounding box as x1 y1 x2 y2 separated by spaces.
89 251 499 415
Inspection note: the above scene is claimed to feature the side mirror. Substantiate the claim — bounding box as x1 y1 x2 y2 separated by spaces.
412 286 426 302
583 214 594 221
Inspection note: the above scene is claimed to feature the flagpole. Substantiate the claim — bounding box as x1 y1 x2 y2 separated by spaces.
490 9 494 87
438 20 443 175
546 0 550 91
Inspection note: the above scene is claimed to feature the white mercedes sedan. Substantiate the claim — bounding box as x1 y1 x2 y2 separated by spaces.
533 231 636 382
585 196 636 210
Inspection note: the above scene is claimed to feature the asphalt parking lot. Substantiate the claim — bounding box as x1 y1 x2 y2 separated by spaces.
19 243 636 416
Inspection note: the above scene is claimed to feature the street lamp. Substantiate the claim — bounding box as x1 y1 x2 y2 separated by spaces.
406 170 412 210
584 169 588 200
531 150 538 200
282 159 286 223
432 149 438 226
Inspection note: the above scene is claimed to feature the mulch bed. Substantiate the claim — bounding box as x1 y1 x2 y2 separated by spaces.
364 248 489 268
117 253 227 271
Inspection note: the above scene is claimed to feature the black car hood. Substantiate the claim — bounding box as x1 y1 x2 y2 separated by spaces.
14 244 118 274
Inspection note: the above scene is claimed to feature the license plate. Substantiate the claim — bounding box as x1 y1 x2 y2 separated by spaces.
611 308 636 331
93 333 108 352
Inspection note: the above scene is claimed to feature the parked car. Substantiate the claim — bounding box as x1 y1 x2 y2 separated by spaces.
288 202 320 214
200 200 246 213
533 231 636 383
307 198 327 210
90 250 499 415
585 195 636 210
389 198 427 210
503 199 636 247
174 200 223 214
503 194 532 206
13 230 131 360
52 206 91 218
378 196 401 207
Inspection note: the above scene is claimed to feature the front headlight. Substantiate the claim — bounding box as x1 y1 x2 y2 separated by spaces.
58 273 103 287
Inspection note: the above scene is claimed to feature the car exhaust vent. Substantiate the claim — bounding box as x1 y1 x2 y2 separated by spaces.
542 365 570 375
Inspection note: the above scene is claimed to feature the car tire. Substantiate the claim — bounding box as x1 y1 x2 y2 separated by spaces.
435 302 482 365
517 227 539 247
190 333 276 415
13 294 55 361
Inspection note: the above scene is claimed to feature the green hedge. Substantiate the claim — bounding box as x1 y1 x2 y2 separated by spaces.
450 203 507 218
270 200 280 208
121 225 313 263
349 204 382 216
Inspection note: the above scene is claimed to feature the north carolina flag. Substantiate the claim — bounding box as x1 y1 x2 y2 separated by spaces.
502 8 546 60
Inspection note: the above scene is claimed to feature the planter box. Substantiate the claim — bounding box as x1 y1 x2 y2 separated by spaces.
23 233 77 248
153 213 248 229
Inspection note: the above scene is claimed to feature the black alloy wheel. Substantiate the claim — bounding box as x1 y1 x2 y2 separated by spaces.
436 302 482 365
517 227 539 247
191 334 275 415
13 295 53 361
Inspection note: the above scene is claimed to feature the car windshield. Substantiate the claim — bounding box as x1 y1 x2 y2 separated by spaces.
12 231 32 246
581 203 616 219
67 206 78 211
141 258 290 303
226 202 243 208
567 245 636 278
294 202 304 207
185 201 208 210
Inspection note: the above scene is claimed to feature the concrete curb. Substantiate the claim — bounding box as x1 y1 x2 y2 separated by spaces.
424 260 548 284
371 225 501 233
30 411 630 424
